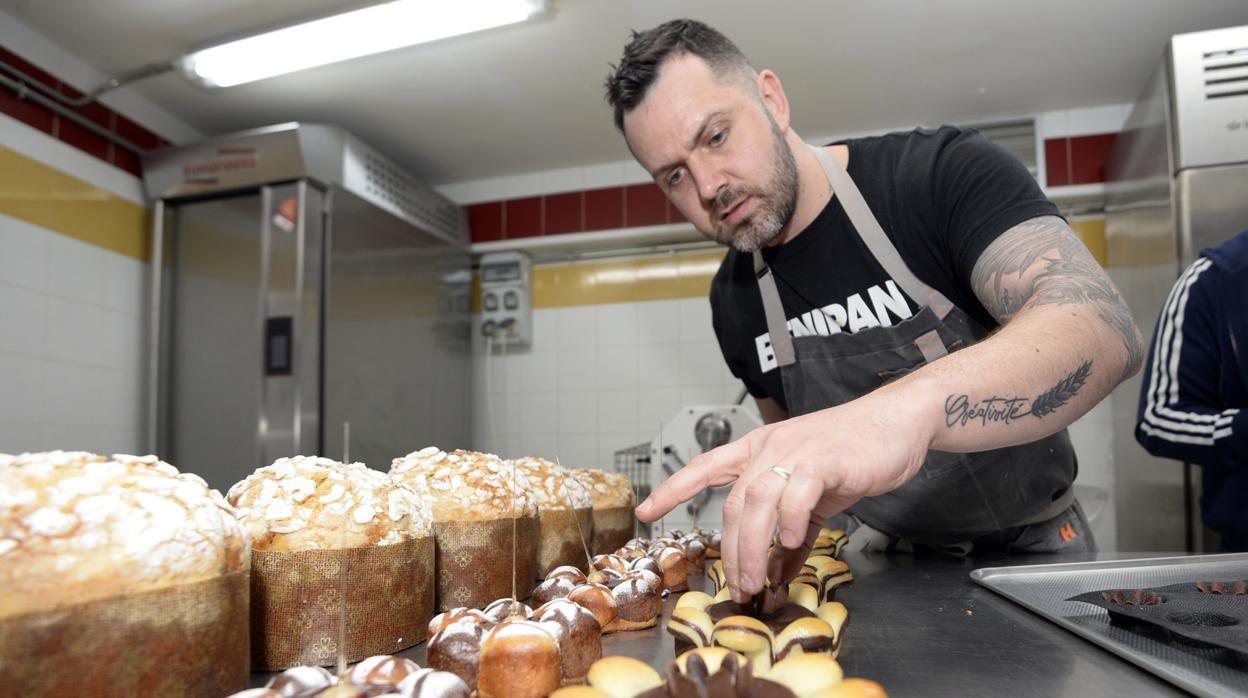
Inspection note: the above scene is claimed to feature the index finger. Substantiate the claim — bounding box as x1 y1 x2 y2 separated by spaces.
635 439 748 522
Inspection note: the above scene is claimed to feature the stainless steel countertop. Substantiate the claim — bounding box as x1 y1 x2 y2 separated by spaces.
251 552 1202 697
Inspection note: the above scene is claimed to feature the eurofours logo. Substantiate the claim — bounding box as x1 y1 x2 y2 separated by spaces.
183 146 260 184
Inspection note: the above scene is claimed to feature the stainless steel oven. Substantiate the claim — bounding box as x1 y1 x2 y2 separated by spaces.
142 124 471 491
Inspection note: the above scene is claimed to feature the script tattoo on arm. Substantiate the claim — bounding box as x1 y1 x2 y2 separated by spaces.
945 360 1092 428
970 216 1144 382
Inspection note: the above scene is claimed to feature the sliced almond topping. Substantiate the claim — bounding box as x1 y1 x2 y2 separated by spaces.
353 504 377 525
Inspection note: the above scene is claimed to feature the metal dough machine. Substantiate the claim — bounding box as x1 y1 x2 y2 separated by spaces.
614 402 763 534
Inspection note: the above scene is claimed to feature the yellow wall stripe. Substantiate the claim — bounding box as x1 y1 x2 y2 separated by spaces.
0 145 149 261
1070 217 1108 267
532 250 726 308
471 249 727 312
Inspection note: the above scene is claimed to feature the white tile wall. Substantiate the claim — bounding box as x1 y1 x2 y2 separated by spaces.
0 214 146 457
471 298 749 469
0 105 149 457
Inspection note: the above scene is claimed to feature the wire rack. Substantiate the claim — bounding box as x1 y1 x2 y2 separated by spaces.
613 440 653 538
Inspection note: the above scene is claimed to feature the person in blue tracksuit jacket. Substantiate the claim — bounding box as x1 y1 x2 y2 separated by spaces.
1136 229 1248 551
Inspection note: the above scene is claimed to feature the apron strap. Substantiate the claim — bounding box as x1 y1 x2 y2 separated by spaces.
753 250 796 368
807 145 956 319
752 143 962 371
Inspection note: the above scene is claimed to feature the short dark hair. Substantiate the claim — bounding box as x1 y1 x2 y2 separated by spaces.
604 19 754 132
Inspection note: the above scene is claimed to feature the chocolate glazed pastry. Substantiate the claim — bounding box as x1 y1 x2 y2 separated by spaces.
531 598 603 682
563 648 879 698
476 618 563 698
670 585 847 662
428 608 492 639
482 598 533 625
648 543 690 592
707 599 818 634
225 659 473 698
665 648 802 698
611 572 663 629
568 583 617 632
533 566 587 607
669 607 712 657
397 668 474 698
665 649 760 697
426 617 489 691
343 655 422 693
678 534 709 571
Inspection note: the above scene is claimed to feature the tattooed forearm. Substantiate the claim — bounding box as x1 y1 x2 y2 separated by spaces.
945 360 1092 428
971 216 1143 381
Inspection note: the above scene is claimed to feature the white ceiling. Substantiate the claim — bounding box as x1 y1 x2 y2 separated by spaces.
5 0 1248 188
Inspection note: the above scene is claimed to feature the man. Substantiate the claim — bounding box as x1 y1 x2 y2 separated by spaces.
604 19 1144 604
1135 230 1247 552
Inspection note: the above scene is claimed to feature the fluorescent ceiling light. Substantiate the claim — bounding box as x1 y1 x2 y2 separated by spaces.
177 0 547 88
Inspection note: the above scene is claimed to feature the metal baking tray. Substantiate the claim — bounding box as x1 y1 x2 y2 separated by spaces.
971 554 1248 698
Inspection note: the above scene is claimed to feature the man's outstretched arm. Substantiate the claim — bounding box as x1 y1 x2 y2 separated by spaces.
637 215 1144 602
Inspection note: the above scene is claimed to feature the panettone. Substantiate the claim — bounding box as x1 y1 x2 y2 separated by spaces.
0 451 250 697
513 456 594 576
229 456 436 669
0 450 247 617
569 468 635 555
227 456 432 551
391 447 537 521
390 447 539 610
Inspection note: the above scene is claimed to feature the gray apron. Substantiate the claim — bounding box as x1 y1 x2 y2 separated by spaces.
754 145 1082 551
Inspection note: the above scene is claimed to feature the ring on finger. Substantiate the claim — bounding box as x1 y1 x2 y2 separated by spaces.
768 465 792 481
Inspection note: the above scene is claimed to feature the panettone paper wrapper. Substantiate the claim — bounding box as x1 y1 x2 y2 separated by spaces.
434 515 537 610
536 506 594 578
592 505 634 555
0 569 249 698
251 535 435 670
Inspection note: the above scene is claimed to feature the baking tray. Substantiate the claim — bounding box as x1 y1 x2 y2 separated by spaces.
971 554 1248 698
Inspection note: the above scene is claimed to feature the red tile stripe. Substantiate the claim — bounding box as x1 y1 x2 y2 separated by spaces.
0 45 170 177
469 183 676 243
1044 133 1118 188
470 132 1124 244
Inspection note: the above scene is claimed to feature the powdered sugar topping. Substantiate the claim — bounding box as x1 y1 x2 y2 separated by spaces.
389 447 537 519
570 468 634 508
227 456 432 550
0 450 248 615
511 456 592 510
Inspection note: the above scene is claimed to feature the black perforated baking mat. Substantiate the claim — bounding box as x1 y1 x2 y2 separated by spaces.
972 554 1248 698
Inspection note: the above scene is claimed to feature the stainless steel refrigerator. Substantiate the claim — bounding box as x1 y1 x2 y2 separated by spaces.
1105 24 1248 551
141 124 472 492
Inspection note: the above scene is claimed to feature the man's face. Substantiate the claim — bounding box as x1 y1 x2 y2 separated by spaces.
623 54 798 252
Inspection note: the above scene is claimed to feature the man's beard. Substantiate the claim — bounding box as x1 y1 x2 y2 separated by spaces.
704 119 799 253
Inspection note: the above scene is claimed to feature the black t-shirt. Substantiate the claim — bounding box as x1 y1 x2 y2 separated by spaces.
711 126 1061 411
